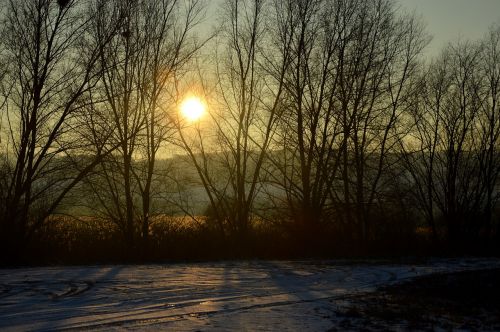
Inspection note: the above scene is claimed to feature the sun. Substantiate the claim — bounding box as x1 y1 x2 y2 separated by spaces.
180 96 205 121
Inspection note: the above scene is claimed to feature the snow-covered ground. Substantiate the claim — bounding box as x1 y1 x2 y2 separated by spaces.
0 258 498 331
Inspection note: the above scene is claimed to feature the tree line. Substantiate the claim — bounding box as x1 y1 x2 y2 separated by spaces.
0 0 499 262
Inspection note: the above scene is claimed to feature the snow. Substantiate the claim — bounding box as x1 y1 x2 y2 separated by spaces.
0 258 498 331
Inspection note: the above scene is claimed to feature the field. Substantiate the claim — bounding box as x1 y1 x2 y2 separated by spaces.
0 258 498 331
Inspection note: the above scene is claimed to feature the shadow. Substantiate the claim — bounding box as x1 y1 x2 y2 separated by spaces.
17 265 126 332
189 261 334 330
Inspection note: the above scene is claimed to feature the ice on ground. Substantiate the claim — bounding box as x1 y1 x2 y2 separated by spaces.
0 258 498 331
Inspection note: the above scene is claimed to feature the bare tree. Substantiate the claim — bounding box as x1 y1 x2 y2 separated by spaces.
84 0 203 255
477 25 500 237
176 0 292 244
400 39 500 243
262 0 355 241
267 0 427 242
398 58 448 240
0 0 116 260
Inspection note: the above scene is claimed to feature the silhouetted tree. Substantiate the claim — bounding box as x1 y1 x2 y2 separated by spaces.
268 0 428 242
84 0 203 256
0 0 116 261
176 0 292 245
400 37 500 244
477 25 500 238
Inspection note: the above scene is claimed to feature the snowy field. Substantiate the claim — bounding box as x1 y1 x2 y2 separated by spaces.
0 258 499 331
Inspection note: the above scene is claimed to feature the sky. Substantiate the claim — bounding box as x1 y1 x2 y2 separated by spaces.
202 1 500 58
398 0 500 56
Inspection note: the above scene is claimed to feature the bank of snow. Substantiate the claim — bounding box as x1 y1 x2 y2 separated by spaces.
0 258 498 331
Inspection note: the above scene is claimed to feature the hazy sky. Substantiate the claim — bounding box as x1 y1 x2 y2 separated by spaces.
202 0 500 58
398 0 500 55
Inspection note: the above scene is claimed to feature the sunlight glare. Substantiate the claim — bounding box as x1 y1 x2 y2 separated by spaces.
180 97 205 121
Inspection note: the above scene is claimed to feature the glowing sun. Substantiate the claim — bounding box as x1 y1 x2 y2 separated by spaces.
180 97 205 121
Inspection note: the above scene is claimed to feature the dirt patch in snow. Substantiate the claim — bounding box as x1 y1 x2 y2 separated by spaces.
332 268 500 331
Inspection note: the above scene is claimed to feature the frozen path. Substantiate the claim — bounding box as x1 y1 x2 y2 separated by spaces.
0 258 498 331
